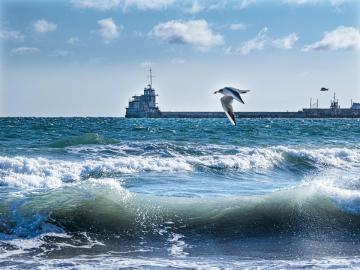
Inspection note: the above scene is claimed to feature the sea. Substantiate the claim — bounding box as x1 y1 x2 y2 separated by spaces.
0 117 360 269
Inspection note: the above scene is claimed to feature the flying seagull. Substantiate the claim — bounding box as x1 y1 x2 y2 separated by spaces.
214 87 250 126
320 87 329 91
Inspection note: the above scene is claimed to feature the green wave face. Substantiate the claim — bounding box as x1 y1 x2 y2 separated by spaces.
1 180 360 241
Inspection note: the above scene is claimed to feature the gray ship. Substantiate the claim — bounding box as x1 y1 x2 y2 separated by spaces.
125 70 360 118
125 68 161 118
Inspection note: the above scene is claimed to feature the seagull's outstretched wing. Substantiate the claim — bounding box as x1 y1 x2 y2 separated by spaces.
238 89 250 94
221 96 236 126
227 87 250 94
224 87 248 104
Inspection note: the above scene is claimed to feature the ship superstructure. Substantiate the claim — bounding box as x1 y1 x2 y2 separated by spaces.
125 68 161 118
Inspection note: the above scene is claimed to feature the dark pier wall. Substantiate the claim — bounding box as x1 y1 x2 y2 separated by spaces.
160 111 302 118
125 109 360 118
159 109 360 118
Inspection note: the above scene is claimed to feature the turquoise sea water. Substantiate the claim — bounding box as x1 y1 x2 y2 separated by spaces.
1 118 360 269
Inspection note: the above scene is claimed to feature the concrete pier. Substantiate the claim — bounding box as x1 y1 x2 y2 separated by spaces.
156 109 360 118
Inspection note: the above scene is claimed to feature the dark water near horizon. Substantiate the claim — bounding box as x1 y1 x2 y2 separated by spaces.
1 118 360 269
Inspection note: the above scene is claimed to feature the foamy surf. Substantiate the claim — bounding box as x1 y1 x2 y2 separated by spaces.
7 255 359 270
1 146 359 189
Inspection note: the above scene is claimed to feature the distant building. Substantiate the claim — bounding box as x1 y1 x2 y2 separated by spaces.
351 103 360 109
125 68 161 118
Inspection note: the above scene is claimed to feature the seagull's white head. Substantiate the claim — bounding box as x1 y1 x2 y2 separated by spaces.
213 88 224 95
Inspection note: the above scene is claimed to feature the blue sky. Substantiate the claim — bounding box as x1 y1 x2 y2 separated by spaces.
0 0 359 116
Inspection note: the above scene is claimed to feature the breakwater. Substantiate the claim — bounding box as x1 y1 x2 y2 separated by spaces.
126 108 360 118
160 111 298 118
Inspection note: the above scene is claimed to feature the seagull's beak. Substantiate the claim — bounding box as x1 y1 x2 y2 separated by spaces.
213 90 218 94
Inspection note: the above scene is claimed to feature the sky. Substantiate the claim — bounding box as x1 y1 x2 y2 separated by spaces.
0 0 359 116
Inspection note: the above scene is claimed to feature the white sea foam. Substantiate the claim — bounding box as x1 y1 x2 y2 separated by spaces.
0 156 83 188
0 237 45 259
0 231 104 262
305 170 360 213
190 147 283 170
167 232 189 258
0 146 359 189
277 146 360 168
2 254 359 270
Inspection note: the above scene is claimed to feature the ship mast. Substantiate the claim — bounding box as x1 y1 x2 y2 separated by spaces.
149 67 154 89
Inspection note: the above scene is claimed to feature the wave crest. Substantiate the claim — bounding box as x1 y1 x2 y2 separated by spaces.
1 146 359 188
1 179 360 239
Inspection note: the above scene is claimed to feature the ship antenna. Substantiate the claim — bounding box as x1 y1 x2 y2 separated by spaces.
149 67 153 88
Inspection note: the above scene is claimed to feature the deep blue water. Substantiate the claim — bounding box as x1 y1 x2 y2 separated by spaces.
1 118 360 269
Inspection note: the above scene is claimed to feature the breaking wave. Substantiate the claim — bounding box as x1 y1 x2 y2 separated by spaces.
0 146 359 188
1 178 360 240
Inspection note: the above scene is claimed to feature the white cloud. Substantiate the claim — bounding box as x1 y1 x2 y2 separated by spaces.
303 26 360 51
237 27 268 55
283 0 320 4
170 58 185 64
97 18 120 43
0 29 25 42
10 47 40 55
187 1 204 14
67 37 81 45
71 0 173 11
208 2 227 10
330 0 345 6
151 19 224 49
71 0 121 10
50 50 71 58
238 0 256 9
123 0 174 10
33 19 57 33
229 23 247 31
273 33 299 49
283 0 346 6
227 29 299 55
